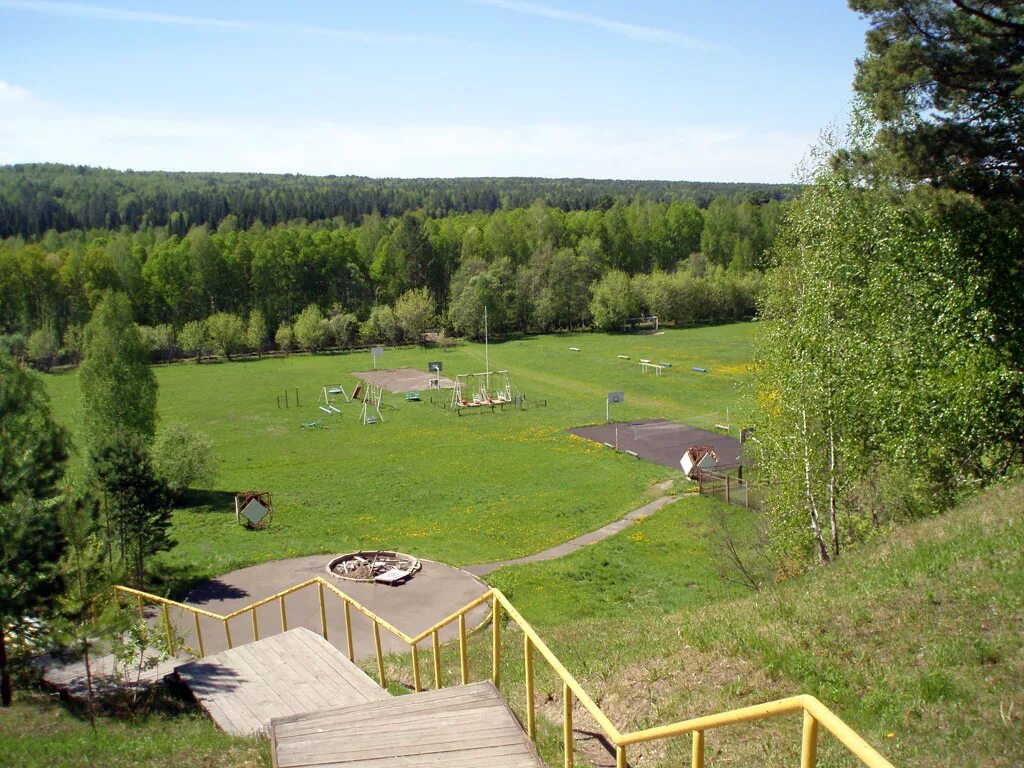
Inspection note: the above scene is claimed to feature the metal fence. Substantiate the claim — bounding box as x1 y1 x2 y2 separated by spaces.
698 468 764 511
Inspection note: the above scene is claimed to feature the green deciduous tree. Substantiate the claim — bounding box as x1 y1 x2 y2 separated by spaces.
293 304 329 352
245 309 267 356
394 287 435 344
589 270 638 330
25 326 59 371
756 132 1020 571
177 319 207 363
205 311 245 360
360 304 399 344
0 352 68 706
275 322 295 354
78 292 158 463
152 424 219 500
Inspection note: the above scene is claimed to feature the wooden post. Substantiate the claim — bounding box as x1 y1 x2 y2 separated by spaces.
491 594 501 687
373 622 386 688
563 682 574 768
524 636 536 739
285 389 289 407
725 475 731 503
458 613 469 684
801 711 819 768
318 582 328 641
692 730 705 768
432 630 442 689
295 387 299 406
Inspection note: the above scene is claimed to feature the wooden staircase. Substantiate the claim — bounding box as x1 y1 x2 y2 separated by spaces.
271 682 542 768
174 627 543 768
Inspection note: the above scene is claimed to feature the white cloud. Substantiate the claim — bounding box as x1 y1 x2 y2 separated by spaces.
0 89 807 182
0 80 33 103
0 0 447 45
464 0 713 49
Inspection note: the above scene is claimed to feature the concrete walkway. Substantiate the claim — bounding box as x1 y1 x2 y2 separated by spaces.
465 492 689 576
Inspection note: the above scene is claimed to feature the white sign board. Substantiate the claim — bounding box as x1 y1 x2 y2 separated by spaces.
371 346 384 358
240 498 270 527
607 391 625 404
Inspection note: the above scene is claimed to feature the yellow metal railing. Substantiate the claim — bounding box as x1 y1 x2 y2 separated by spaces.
115 579 894 768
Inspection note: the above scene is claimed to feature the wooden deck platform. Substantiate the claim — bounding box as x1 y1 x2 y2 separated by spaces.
175 627 389 737
270 681 543 768
39 648 182 698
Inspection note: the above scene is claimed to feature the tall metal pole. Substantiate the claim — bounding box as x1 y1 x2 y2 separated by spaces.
484 305 490 394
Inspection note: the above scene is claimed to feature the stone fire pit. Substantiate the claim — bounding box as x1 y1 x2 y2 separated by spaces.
327 550 422 586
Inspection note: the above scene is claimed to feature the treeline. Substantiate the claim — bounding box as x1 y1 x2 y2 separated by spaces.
0 196 781 365
0 163 797 239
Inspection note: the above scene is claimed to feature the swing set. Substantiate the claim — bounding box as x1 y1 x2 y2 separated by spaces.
449 370 518 409
351 379 385 425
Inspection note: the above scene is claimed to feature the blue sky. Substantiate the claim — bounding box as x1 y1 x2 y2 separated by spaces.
0 1 869 181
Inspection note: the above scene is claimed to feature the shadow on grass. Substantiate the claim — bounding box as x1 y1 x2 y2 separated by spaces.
178 488 236 513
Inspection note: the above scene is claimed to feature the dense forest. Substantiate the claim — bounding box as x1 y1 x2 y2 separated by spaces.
0 163 796 239
0 185 782 364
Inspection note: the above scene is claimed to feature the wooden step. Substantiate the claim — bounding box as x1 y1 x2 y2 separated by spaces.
271 681 543 768
175 626 388 737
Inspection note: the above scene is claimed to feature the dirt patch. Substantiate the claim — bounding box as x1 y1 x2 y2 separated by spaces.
351 367 456 393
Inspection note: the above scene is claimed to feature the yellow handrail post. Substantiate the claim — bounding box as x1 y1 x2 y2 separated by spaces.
279 594 288 632
136 595 145 622
692 730 705 768
524 635 536 740
563 681 574 768
318 582 328 641
193 612 205 657
411 642 422 692
224 618 233 649
432 630 442 690
616 745 627 768
343 601 354 661
492 593 501 687
161 603 175 656
251 607 260 641
801 711 819 768
458 613 469 684
373 621 386 688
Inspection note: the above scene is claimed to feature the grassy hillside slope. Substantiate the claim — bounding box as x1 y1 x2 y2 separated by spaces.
439 482 1023 767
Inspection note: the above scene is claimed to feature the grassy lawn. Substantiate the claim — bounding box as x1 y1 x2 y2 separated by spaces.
0 692 268 768
41 323 755 592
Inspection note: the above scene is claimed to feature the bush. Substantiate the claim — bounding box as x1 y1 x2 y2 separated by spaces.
275 322 295 354
360 305 399 344
26 327 59 370
151 424 218 500
293 304 329 352
394 288 435 344
178 320 207 362
205 312 245 360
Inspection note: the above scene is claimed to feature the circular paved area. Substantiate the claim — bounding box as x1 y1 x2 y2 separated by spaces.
171 555 490 661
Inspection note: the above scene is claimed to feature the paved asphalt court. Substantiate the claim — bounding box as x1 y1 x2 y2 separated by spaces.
568 419 743 470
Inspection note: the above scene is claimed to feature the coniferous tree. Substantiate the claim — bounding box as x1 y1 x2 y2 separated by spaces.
0 351 68 706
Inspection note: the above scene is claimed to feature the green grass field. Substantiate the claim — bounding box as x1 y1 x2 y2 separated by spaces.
41 323 755 591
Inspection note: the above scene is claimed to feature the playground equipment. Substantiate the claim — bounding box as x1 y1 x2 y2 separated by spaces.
449 370 518 409
352 379 385 425
234 491 273 529
639 360 665 375
319 384 349 408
